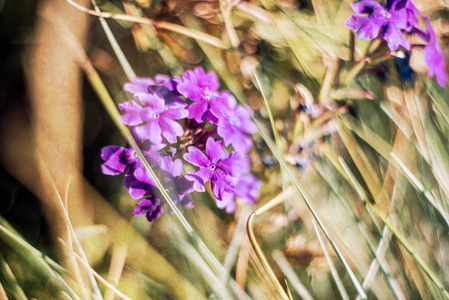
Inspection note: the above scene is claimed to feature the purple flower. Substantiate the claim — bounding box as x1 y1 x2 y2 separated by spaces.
130 156 195 208
217 174 261 213
133 198 164 222
119 93 188 144
423 17 447 87
101 145 142 176
217 105 258 153
176 67 237 124
183 137 241 200
345 0 421 50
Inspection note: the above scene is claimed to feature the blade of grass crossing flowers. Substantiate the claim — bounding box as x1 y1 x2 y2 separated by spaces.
82 58 242 296
312 220 350 300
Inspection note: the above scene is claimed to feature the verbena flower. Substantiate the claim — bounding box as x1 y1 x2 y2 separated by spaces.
345 0 420 50
176 66 237 124
183 137 241 200
131 156 195 209
119 93 188 144
423 17 447 87
102 68 261 222
218 174 261 213
133 198 164 222
217 105 258 153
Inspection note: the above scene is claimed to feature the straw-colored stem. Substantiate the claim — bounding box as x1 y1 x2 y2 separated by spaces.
66 0 227 49
247 212 290 300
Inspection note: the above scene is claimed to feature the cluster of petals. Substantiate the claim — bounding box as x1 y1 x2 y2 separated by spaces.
177 67 237 124
101 67 261 222
183 137 241 201
345 0 446 86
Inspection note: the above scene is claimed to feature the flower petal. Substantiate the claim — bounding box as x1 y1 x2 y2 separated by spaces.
184 146 210 167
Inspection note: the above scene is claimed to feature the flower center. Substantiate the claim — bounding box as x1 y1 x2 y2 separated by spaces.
381 10 391 18
153 113 160 118
209 164 217 171
229 116 241 127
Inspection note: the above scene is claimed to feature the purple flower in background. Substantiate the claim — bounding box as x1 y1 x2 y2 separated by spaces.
217 174 261 213
133 198 164 222
131 156 195 208
423 17 447 87
119 93 188 144
345 0 421 50
183 137 241 200
217 105 258 153
101 145 142 176
176 67 237 124
386 0 422 29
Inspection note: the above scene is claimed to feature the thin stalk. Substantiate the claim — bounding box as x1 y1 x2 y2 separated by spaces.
81 57 238 295
251 117 368 299
67 0 227 49
59 239 132 300
247 213 290 300
91 0 136 80
339 157 449 299
312 220 350 300
272 250 314 300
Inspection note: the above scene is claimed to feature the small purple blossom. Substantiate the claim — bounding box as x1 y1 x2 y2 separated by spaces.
133 198 164 222
176 67 237 124
119 93 188 144
345 0 421 50
423 17 447 87
101 145 142 176
131 156 195 207
183 137 241 200
217 174 261 213
217 105 258 153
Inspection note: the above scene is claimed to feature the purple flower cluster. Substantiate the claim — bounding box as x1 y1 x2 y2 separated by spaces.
345 0 447 86
101 67 260 221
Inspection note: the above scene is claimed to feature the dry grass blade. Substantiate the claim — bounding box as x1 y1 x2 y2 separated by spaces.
272 250 314 300
59 239 132 300
66 0 227 49
104 244 128 300
0 252 27 300
311 220 350 300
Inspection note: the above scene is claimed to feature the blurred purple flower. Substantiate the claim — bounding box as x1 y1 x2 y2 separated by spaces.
101 145 141 176
345 0 421 50
217 105 258 153
133 198 164 222
217 174 261 213
119 93 188 144
176 67 237 124
183 137 241 200
423 17 447 87
131 156 195 207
